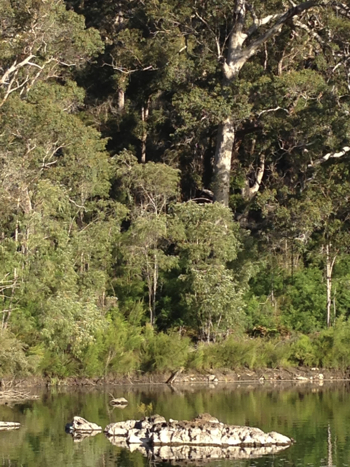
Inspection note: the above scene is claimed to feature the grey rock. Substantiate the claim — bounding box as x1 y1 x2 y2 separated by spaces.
104 413 293 448
70 416 102 433
104 419 137 435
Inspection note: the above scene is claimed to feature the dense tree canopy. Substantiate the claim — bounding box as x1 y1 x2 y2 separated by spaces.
2 0 350 377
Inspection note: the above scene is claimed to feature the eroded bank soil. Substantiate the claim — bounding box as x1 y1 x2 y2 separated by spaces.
2 367 349 388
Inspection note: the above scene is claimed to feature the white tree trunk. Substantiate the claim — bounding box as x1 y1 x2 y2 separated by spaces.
212 0 322 205
118 89 125 111
141 100 150 164
213 119 235 205
242 154 265 199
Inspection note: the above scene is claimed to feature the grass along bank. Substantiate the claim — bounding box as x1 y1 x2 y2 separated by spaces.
2 317 350 379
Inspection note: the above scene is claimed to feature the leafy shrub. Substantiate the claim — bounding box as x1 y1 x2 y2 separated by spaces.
39 350 79 378
314 319 350 370
288 335 317 367
255 339 290 369
0 331 30 377
199 337 255 369
141 327 190 372
280 268 326 333
82 313 143 377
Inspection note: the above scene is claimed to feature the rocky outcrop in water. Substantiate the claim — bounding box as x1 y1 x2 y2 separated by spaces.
104 413 293 447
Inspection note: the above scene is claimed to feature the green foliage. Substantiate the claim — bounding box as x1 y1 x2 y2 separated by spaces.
288 335 317 367
168 202 246 339
315 319 350 370
3 0 350 379
141 327 190 372
170 202 240 265
83 314 143 376
40 294 104 359
191 337 290 370
137 402 154 417
280 268 327 333
0 331 30 377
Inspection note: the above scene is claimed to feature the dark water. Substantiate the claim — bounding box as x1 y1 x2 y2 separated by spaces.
0 382 348 467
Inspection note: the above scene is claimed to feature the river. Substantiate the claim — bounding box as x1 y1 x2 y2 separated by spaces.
0 382 348 466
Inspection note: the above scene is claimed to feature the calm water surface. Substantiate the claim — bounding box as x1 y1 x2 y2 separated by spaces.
0 382 349 467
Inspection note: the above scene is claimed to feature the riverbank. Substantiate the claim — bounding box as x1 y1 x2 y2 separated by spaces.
1 367 349 388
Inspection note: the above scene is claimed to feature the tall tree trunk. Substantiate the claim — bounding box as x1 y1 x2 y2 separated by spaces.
148 253 158 327
213 119 235 205
212 0 321 205
118 89 125 111
141 99 150 164
152 252 158 326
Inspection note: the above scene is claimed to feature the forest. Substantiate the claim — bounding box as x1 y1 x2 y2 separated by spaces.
2 0 350 378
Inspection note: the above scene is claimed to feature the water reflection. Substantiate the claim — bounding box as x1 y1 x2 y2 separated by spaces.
105 437 291 463
0 382 349 466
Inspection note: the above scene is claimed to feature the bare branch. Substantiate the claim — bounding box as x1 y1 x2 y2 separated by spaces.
247 13 280 37
105 60 156 74
244 1 320 60
69 198 87 211
292 18 324 45
0 55 35 85
308 146 350 166
257 106 289 117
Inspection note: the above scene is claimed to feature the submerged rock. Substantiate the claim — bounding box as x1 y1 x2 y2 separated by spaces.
0 421 20 431
104 413 293 448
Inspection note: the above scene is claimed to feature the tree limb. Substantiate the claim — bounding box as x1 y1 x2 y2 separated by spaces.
223 1 323 81
244 1 320 60
0 55 35 85
308 146 350 166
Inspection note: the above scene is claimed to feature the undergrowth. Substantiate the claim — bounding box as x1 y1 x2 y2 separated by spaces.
3 319 350 378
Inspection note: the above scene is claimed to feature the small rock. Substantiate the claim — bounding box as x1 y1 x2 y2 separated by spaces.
110 397 128 406
194 413 220 423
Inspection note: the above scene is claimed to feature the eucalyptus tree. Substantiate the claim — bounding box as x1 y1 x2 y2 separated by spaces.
126 1 350 206
0 0 128 360
115 151 180 326
169 202 245 341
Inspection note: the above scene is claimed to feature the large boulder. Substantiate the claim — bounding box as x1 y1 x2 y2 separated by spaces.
68 416 102 433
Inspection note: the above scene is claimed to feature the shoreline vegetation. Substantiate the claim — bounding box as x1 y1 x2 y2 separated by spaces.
2 324 350 385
